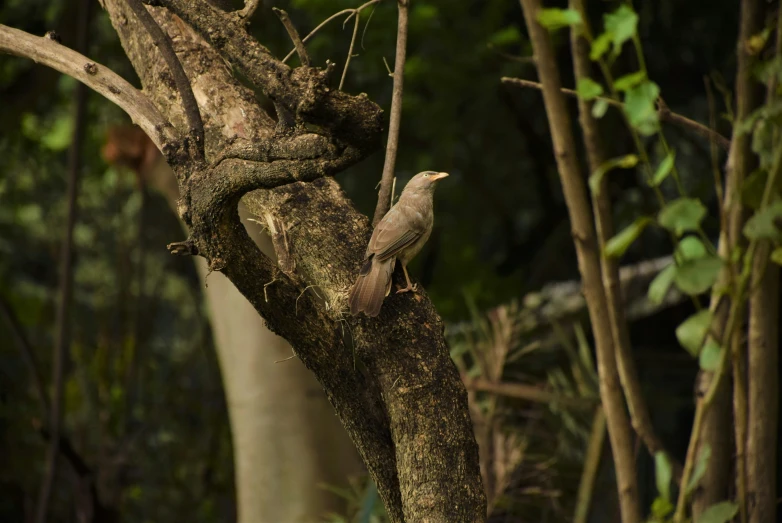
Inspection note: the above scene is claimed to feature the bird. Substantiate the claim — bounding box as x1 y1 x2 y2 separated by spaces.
348 171 449 317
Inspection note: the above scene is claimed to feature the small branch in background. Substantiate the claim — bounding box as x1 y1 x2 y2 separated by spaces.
462 376 597 410
569 0 681 481
272 8 310 67
678 1 765 518
372 0 408 226
0 25 176 152
237 0 261 22
35 2 91 521
0 295 50 415
281 0 381 64
501 77 731 151
516 0 641 520
573 407 606 523
125 0 204 160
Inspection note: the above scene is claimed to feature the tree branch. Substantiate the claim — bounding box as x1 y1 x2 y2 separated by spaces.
462 376 597 410
237 0 261 22
746 11 782 523
569 0 681 481
272 8 310 67
35 3 91 521
501 77 731 151
152 0 383 148
0 24 178 154
678 1 765 518
125 0 204 160
372 0 408 226
517 1 641 521
97 1 487 520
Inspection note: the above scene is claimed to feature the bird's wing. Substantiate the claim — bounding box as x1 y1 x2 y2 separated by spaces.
369 206 425 261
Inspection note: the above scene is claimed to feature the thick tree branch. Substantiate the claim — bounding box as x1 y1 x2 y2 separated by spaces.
517 1 641 521
98 1 487 520
0 24 178 154
569 0 680 481
372 0 408 226
125 0 204 161
35 3 91 520
152 0 383 149
501 77 731 151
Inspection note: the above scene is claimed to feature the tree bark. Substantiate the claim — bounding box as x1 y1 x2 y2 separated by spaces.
95 1 486 521
517 1 641 521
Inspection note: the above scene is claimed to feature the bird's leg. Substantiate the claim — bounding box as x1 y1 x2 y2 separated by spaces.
396 264 418 294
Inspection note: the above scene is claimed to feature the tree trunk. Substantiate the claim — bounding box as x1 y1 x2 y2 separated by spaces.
97 1 487 521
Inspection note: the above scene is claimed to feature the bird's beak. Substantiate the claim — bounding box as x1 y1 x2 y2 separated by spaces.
430 172 449 182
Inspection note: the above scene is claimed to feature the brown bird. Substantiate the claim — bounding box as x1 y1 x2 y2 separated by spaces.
349 171 449 317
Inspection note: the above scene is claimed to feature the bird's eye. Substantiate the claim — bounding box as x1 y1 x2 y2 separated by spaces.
423 173 429 177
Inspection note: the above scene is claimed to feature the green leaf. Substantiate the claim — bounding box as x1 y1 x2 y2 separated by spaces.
658 198 707 236
699 340 722 371
624 80 660 135
651 151 676 187
489 26 521 47
698 501 739 523
537 8 582 30
654 452 672 501
771 247 782 265
590 32 612 61
674 256 723 295
743 201 782 241
651 497 674 518
589 154 639 195
648 264 676 305
592 97 609 118
675 309 712 356
604 217 651 258
614 71 646 92
604 4 639 55
675 236 708 261
687 444 711 494
740 169 767 209
576 78 603 101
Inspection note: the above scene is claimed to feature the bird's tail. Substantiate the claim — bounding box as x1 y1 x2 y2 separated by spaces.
348 256 395 317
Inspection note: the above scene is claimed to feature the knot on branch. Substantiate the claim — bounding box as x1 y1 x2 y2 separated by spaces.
167 238 199 256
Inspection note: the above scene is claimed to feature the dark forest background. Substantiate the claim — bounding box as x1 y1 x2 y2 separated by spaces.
1 0 776 521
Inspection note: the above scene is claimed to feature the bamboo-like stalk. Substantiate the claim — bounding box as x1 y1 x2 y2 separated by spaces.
517 1 641 520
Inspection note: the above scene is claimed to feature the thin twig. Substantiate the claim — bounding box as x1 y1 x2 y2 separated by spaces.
237 0 261 21
282 0 382 64
272 8 310 67
501 77 731 151
0 24 175 152
573 407 606 523
340 9 361 90
125 0 204 160
35 3 91 521
372 0 408 226
517 0 642 520
569 0 681 481
0 295 50 414
462 376 597 410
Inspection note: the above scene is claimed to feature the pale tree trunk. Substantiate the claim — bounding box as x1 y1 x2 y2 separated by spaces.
137 152 361 523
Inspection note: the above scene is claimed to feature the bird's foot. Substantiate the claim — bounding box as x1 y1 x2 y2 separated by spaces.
395 283 418 294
